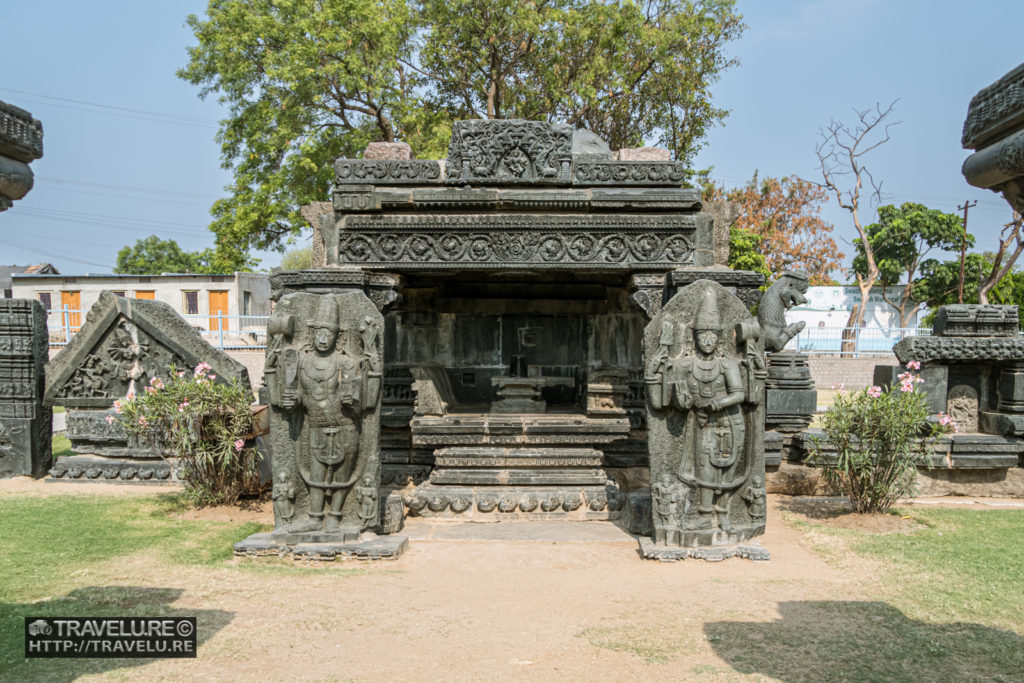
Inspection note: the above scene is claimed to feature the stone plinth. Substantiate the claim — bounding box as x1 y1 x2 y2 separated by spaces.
765 352 817 433
0 299 50 478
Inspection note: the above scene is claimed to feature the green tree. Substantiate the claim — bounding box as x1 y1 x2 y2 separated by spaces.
915 253 1024 327
279 245 313 271
727 225 770 281
114 236 215 274
180 0 744 265
851 202 966 327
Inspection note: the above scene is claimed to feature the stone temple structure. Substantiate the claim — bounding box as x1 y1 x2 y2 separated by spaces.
241 119 769 559
0 299 51 478
0 99 43 212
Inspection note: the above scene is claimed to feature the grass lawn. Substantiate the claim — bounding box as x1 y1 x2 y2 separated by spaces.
719 506 1024 681
0 494 268 679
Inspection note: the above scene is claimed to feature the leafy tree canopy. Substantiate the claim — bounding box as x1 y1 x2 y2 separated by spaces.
706 172 842 284
114 235 254 274
852 202 966 327
727 225 770 281
915 252 1024 326
180 0 745 266
279 245 313 271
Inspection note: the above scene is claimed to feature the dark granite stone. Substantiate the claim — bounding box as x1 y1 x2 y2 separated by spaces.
0 100 43 212
644 280 767 551
43 291 250 457
758 271 810 352
962 63 1024 223
933 304 1019 337
234 532 408 560
263 291 388 539
874 364 949 414
0 299 50 477
638 537 769 561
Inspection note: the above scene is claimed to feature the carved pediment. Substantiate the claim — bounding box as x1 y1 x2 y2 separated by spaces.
44 291 250 408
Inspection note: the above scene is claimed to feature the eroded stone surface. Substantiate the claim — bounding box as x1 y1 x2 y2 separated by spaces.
0 299 50 477
644 280 767 550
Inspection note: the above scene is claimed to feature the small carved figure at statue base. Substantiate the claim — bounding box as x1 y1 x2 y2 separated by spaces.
644 280 767 553
355 476 379 528
741 476 767 519
273 470 296 523
651 473 688 546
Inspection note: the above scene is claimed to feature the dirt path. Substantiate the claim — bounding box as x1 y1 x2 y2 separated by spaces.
4 478 1021 680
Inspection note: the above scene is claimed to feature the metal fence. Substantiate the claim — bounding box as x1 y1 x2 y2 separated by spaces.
49 307 270 351
45 307 944 358
782 325 932 357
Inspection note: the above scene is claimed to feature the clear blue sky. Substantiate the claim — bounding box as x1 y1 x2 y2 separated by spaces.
1 1 1021 276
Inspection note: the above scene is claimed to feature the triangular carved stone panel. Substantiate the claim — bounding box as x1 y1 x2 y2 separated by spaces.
45 291 250 408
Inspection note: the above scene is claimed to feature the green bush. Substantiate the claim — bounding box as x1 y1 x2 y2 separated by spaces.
811 362 954 514
113 363 262 506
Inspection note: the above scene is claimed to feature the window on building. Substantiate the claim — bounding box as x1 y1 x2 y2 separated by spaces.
37 292 51 310
183 290 199 315
110 291 126 297
243 291 252 316
135 291 155 300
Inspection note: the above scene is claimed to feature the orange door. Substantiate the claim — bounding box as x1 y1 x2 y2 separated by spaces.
209 290 229 331
60 290 81 331
135 290 155 300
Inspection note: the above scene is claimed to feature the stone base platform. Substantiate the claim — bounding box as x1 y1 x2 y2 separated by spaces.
47 454 178 484
638 537 770 562
404 483 623 520
234 532 408 561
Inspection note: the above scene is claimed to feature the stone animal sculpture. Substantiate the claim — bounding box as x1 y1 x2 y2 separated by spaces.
757 270 810 352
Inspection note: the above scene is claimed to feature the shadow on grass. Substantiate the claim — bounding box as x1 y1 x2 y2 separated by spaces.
706 600 1024 682
775 496 854 520
2 585 233 681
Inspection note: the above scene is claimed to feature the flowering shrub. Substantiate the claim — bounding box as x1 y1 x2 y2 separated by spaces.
811 362 955 514
114 363 261 506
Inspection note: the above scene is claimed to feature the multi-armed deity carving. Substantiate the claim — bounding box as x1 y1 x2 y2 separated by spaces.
757 270 809 353
265 291 383 538
644 280 767 548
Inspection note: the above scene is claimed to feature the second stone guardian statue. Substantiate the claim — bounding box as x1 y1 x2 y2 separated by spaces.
264 291 383 541
644 280 767 551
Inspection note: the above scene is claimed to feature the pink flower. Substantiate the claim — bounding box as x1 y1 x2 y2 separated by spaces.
113 400 123 414
125 390 135 401
867 385 882 398
194 362 212 378
177 401 189 413
208 374 216 380
149 377 164 389
233 439 245 452
907 360 921 371
900 381 914 392
176 371 185 378
832 382 845 392
105 415 115 424
144 386 156 395
138 417 148 426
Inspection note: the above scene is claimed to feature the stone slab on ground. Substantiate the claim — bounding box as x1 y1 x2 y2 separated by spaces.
234 532 408 561
638 537 770 562
401 519 636 542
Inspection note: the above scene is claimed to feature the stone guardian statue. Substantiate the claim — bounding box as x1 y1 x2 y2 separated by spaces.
644 279 767 550
266 291 383 540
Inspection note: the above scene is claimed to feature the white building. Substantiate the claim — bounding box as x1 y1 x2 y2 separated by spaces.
787 285 925 330
11 272 271 342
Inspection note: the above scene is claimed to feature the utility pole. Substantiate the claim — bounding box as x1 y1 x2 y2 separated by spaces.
957 200 977 304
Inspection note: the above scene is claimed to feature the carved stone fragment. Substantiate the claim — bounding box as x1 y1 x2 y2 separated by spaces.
644 280 767 551
0 299 50 478
263 291 385 540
